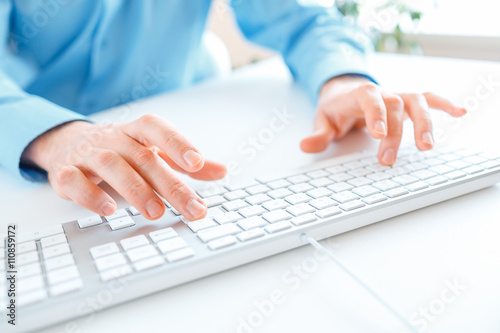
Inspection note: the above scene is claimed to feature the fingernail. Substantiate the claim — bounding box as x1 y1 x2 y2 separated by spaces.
102 202 116 216
373 121 387 136
183 150 202 167
146 200 164 218
422 131 434 146
382 149 396 165
187 198 206 219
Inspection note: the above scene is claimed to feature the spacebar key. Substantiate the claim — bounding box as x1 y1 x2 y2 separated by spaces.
197 224 241 243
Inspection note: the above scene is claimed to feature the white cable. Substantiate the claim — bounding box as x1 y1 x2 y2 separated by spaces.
300 233 419 333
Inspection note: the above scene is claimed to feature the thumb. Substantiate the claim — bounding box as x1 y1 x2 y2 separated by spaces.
300 110 336 153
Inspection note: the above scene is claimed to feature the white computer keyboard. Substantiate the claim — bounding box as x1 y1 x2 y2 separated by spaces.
2 145 500 332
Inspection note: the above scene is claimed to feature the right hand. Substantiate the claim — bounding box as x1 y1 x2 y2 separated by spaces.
22 114 227 221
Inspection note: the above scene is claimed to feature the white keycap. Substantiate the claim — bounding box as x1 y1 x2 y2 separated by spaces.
18 288 47 307
392 175 419 186
50 278 83 296
340 200 365 211
306 170 330 178
237 228 266 242
286 203 315 217
372 180 400 191
120 235 150 251
362 193 388 204
386 166 412 176
352 185 379 197
165 247 195 262
423 158 445 166
264 221 292 234
406 181 429 192
285 193 311 205
360 156 379 165
222 199 249 211
43 243 70 259
268 188 293 199
223 190 248 201
444 170 467 180
239 205 267 218
291 213 318 226
18 224 64 243
99 265 133 282
197 185 227 198
316 206 342 218
18 251 39 266
203 195 227 207
348 168 372 177
288 183 314 193
262 209 293 223
326 164 350 174
157 237 188 254
309 177 333 188
464 155 487 164
426 175 448 185
208 236 238 250
226 178 259 191
309 197 337 210
327 182 354 193
481 160 500 169
331 191 359 203
446 160 471 169
343 161 365 169
128 206 141 216
267 179 292 189
237 217 268 231
90 242 120 259
262 199 289 211
77 215 103 229
347 177 373 187
440 153 460 162
188 218 217 232
245 193 272 205
287 174 311 184
384 187 409 198
149 228 178 243
246 184 271 195
463 165 484 174
47 265 80 286
405 162 428 171
366 172 392 181
40 233 67 249
18 241 36 254
19 274 44 293
329 173 353 182
411 169 438 180
366 164 391 172
94 253 127 272
18 262 42 278
133 256 164 271
45 254 75 272
306 187 332 199
108 216 135 230
429 165 455 175
197 224 241 242
104 208 129 222
213 211 242 224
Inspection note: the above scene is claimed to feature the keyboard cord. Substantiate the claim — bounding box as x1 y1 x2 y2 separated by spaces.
299 234 419 333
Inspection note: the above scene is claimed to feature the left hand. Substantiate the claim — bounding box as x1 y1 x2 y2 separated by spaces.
300 75 467 165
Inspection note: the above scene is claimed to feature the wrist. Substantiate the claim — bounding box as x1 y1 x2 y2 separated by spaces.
320 74 372 99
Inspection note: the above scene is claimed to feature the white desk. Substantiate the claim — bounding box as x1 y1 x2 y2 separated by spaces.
2 53 500 333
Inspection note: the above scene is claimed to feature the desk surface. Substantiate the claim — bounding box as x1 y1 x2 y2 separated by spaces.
2 53 500 333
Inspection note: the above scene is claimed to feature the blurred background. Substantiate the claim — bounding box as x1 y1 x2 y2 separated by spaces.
208 0 500 68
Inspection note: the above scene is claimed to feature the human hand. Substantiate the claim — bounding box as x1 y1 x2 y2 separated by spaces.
300 75 467 164
22 115 227 220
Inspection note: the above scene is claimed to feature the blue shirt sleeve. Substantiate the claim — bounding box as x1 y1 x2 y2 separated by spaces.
230 1 376 102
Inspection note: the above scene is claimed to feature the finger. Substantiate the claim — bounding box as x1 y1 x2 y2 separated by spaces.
51 165 117 216
400 93 434 151
356 82 388 139
158 151 227 181
86 148 166 220
423 92 467 117
378 94 405 165
123 114 205 173
115 141 207 220
300 109 337 153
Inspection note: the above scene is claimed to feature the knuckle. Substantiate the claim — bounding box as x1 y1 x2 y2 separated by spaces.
55 166 77 187
127 179 149 198
132 148 157 168
94 150 119 169
166 179 189 198
358 82 378 92
384 95 404 109
163 130 182 147
138 114 159 126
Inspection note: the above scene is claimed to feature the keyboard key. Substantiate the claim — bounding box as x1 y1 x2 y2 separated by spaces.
347 177 373 187
18 289 47 307
352 185 379 197
208 236 238 250
411 169 437 180
286 203 315 217
391 175 419 186
386 166 412 176
165 247 195 262
264 221 292 234
340 200 365 211
239 205 267 218
237 228 266 242
406 181 429 192
94 253 127 272
99 265 133 282
45 254 75 272
40 233 67 249
50 278 83 296
18 241 36 254
222 199 249 211
262 199 289 211
77 215 103 229
197 185 227 198
444 170 467 180
331 191 359 203
316 206 342 218
287 174 311 184
128 206 140 216
18 262 42 278
423 158 445 166
463 165 484 174
267 179 292 189
384 187 409 198
306 170 330 178
268 188 293 199
291 213 318 226
288 183 315 193
203 195 227 207
481 160 500 169
157 237 187 253
348 168 372 177
18 224 64 243
329 173 353 182
188 218 217 232
343 161 365 169
90 242 120 260
226 179 259 191
18 252 39 266
213 211 242 224
405 162 428 172
118 235 149 252
133 256 164 271
464 155 487 164
327 182 354 193
309 197 337 210
366 172 392 181
19 274 45 293
108 216 135 231
426 176 448 185
429 165 455 175
439 153 460 162
309 177 333 187
43 243 71 259
325 165 348 174
306 187 332 199
104 208 129 222
149 228 178 243
366 164 391 172
362 193 388 204
262 209 293 223
223 190 248 201
47 265 80 286
245 193 272 205
285 193 311 204
237 217 268 231
197 224 241 242
246 184 271 195
372 180 400 191
446 160 471 169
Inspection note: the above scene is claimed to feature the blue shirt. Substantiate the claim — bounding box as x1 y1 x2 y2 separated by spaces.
0 0 372 181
